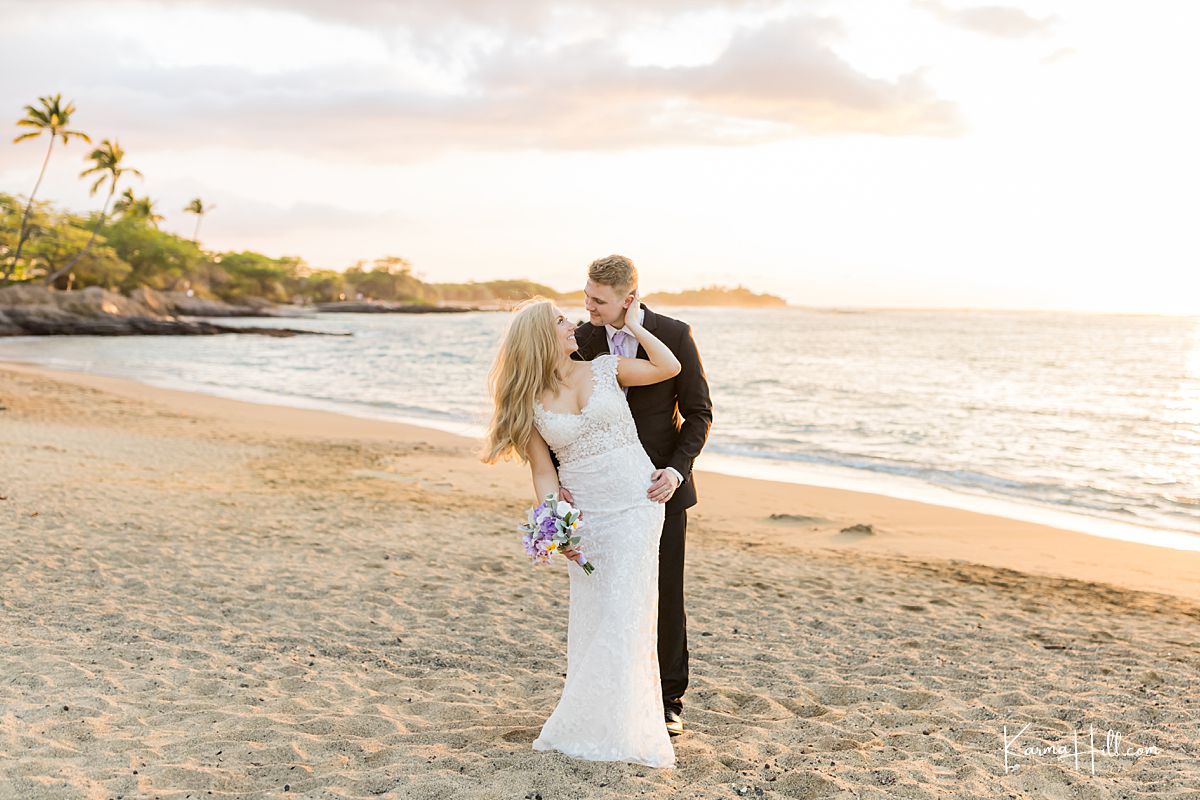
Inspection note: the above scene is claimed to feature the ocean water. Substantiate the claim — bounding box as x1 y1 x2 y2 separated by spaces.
3 307 1198 549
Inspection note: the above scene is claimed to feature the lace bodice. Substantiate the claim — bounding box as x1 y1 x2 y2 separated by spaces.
534 354 641 466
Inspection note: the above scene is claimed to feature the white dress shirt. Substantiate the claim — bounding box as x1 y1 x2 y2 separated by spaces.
604 307 684 489
604 307 646 359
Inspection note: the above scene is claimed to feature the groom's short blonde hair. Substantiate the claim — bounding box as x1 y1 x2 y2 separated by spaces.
587 254 638 295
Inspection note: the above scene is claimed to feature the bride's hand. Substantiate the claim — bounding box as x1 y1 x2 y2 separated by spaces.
623 290 642 333
560 544 584 564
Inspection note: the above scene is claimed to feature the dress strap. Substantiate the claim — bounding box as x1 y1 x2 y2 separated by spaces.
592 353 620 393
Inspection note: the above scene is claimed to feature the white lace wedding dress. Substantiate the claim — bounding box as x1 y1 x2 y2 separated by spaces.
530 353 676 769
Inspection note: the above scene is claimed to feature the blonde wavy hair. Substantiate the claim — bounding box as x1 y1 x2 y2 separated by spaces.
482 297 567 464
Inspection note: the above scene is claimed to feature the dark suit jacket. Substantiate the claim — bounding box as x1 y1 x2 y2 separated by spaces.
566 304 713 515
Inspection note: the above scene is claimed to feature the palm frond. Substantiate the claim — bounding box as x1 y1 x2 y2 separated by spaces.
59 129 91 145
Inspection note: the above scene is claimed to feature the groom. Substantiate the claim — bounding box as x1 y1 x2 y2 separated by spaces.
562 254 713 738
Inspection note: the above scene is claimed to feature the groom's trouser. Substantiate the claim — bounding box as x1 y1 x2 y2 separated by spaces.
659 509 689 707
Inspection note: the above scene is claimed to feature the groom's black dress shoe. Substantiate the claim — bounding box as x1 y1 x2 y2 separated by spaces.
665 707 684 737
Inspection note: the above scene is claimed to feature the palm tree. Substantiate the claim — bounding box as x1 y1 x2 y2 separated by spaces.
112 187 137 217
4 93 91 283
133 196 163 227
183 197 215 243
45 139 142 287
114 188 164 226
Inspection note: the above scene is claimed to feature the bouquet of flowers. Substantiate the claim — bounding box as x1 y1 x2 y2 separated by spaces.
519 493 594 575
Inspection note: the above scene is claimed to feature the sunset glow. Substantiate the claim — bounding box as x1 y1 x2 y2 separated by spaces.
2 0 1196 313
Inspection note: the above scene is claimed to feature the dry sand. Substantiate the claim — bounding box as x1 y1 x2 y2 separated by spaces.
1 361 1198 799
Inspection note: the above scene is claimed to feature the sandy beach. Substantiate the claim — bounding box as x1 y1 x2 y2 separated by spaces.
2 359 1198 799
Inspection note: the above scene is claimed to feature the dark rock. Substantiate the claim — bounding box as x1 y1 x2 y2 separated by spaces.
0 285 344 337
129 287 310 317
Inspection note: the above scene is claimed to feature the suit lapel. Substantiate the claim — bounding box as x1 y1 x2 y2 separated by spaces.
633 304 659 361
590 324 608 357
623 304 661 406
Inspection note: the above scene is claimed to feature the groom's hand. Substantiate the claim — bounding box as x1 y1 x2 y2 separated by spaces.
647 469 679 504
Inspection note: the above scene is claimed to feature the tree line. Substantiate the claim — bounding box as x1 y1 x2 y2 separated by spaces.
0 93 557 305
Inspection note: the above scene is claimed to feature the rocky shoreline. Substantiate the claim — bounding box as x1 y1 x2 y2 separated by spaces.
0 286 345 337
127 287 312 318
0 285 492 336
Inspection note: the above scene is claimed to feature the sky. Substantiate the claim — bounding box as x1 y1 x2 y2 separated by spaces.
1 0 1196 313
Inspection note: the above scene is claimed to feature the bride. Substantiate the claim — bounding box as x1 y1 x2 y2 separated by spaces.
482 292 681 769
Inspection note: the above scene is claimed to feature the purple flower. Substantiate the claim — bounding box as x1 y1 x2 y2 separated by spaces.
516 494 595 575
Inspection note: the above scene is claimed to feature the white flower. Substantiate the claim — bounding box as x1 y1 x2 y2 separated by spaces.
555 500 574 518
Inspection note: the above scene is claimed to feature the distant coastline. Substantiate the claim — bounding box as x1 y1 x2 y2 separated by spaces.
643 286 787 308
2 189 785 334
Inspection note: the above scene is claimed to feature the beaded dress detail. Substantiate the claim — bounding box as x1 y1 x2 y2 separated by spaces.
530 353 674 769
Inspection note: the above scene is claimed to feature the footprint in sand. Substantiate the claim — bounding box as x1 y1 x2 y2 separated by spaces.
704 689 798 721
775 697 831 718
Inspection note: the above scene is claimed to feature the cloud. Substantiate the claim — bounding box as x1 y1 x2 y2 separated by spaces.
0 11 962 164
197 197 408 242
1041 46 1077 65
912 0 1057 38
466 16 962 145
144 0 780 29
4 0 788 43
143 179 412 266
